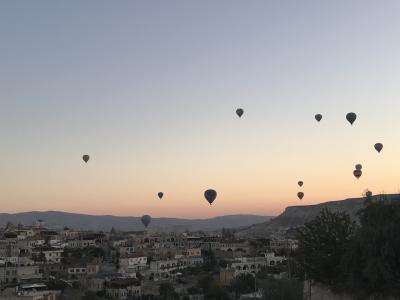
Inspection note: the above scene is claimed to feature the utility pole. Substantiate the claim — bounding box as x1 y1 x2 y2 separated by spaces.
254 256 256 294
305 272 311 300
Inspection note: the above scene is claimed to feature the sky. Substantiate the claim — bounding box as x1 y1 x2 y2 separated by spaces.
1 1 400 218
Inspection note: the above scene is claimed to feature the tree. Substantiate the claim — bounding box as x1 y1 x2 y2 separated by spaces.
198 275 229 300
230 274 255 295
258 278 303 300
80 291 99 300
159 283 177 300
33 251 46 263
295 208 355 285
202 250 218 272
44 235 51 246
188 286 202 295
343 200 400 297
219 259 228 268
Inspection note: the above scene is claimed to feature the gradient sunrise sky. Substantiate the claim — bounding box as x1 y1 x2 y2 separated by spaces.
1 1 399 218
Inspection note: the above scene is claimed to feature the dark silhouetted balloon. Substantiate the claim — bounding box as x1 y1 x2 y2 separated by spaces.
204 189 217 205
353 169 362 179
355 164 362 171
297 192 304 200
346 112 357 125
298 181 303 187
158 192 164 199
82 155 90 163
141 215 151 228
236 108 244 118
315 114 322 122
374 143 383 153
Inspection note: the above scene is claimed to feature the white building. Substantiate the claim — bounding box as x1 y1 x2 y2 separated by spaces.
229 254 286 277
67 239 96 249
149 256 204 278
33 248 63 264
118 246 135 256
119 256 148 273
68 261 100 277
184 248 201 257
270 239 298 251
15 230 35 240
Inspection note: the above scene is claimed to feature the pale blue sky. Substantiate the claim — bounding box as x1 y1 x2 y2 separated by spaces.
1 1 400 217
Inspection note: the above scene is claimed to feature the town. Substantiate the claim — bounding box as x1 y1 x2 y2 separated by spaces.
0 222 297 300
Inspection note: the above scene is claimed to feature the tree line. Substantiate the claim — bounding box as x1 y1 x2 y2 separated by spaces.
294 194 400 299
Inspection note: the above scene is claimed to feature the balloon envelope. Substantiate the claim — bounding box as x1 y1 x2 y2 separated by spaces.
82 155 90 163
158 192 164 199
141 215 151 228
346 112 357 125
355 164 362 171
353 169 362 179
297 192 304 200
374 143 383 153
204 189 217 205
298 181 303 187
315 114 322 122
236 108 244 118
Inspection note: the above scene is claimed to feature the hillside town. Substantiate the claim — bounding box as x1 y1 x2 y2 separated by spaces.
0 222 297 300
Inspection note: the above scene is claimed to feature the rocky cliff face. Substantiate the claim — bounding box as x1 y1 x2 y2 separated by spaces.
236 194 400 237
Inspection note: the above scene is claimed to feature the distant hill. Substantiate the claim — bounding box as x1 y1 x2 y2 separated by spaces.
0 211 273 232
236 194 400 237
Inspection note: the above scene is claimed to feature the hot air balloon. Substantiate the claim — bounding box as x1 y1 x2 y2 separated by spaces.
298 181 303 187
158 192 164 199
236 108 244 118
204 189 217 205
353 169 362 179
315 114 322 122
297 192 304 200
346 112 357 125
374 143 383 153
141 215 151 228
82 155 90 163
355 164 362 171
